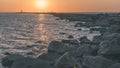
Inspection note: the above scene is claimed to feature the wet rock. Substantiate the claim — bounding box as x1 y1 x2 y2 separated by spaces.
35 40 43 44
38 53 61 63
59 32 66 35
83 56 114 68
48 41 76 54
98 37 120 62
77 44 99 56
11 58 53 68
92 35 103 45
62 39 80 45
102 33 120 41
90 27 106 31
26 52 35 55
55 52 83 68
2 54 25 67
74 23 83 27
4 52 11 55
108 63 120 68
77 28 82 31
79 36 91 44
61 39 71 43
68 35 74 39
98 38 120 55
107 25 120 33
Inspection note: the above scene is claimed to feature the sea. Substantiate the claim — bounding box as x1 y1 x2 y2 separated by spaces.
0 13 100 67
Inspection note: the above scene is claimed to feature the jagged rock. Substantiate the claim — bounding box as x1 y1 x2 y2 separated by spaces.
61 39 79 45
79 36 91 44
2 54 25 67
108 63 120 68
74 23 83 27
83 56 114 68
38 53 61 63
54 52 83 68
77 44 99 56
107 25 120 33
48 41 76 54
11 58 53 68
68 35 74 39
92 35 103 45
98 37 120 55
102 33 120 41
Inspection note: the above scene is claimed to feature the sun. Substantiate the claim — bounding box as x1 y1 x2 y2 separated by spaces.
37 0 46 8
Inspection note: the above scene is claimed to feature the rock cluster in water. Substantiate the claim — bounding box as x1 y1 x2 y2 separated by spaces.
2 13 120 68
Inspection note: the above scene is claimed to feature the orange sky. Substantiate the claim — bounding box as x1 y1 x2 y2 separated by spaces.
0 0 120 12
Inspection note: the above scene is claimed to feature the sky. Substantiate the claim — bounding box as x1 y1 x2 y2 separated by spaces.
0 0 120 12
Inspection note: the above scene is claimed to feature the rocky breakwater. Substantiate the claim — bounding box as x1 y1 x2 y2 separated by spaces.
1 13 120 68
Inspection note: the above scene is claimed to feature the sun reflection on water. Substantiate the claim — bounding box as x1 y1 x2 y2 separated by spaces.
35 14 49 43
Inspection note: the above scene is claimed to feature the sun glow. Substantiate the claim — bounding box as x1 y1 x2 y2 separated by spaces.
37 0 46 8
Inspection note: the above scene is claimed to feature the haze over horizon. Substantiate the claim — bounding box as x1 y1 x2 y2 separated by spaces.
0 0 120 12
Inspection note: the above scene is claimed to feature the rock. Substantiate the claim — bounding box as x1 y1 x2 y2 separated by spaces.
4 52 11 55
92 35 103 45
98 37 120 55
26 52 35 55
77 28 82 31
77 44 99 56
74 23 83 27
79 36 91 44
61 39 79 45
83 56 114 68
90 27 106 32
38 53 61 63
55 52 83 68
35 40 43 44
107 25 120 33
102 33 120 41
108 63 120 68
61 39 71 43
11 58 53 68
2 54 25 67
68 35 74 39
59 32 66 35
48 41 76 54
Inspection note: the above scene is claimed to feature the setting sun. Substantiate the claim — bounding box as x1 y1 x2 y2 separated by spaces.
37 0 46 8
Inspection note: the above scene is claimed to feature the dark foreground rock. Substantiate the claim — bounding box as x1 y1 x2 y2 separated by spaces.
54 52 83 68
11 58 53 68
2 54 53 68
108 63 120 68
48 41 76 54
2 54 25 67
83 56 114 68
38 52 61 64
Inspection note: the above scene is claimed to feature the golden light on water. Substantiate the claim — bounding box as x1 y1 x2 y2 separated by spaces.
35 14 49 42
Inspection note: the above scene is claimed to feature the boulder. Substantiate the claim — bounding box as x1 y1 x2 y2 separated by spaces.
61 39 79 45
102 33 120 41
54 52 83 68
11 58 53 68
68 35 74 39
98 38 120 55
37 53 61 63
74 23 83 27
108 63 120 68
107 25 120 33
48 41 76 54
79 36 91 44
77 44 99 56
2 54 25 67
92 35 103 45
83 56 114 68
